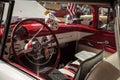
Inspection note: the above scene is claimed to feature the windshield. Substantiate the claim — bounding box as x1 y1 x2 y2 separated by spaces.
0 0 60 79
2 0 46 24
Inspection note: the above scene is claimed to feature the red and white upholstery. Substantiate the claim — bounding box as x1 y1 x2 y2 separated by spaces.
59 60 80 79
58 50 103 80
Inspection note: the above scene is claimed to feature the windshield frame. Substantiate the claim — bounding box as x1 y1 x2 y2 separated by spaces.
0 0 15 59
0 2 5 25
114 1 120 70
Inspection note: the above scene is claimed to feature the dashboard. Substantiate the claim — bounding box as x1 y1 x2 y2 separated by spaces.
4 30 92 55
0 21 115 55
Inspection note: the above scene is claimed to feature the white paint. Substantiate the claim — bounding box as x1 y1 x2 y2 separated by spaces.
56 31 93 44
0 60 38 80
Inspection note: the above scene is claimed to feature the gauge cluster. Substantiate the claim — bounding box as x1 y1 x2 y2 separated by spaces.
2 26 28 40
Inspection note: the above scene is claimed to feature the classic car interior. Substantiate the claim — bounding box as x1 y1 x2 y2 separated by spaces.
0 0 120 80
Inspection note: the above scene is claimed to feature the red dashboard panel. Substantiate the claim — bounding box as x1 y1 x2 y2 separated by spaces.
0 22 96 37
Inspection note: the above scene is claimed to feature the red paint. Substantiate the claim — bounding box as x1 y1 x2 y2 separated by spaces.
79 32 116 53
3 55 45 80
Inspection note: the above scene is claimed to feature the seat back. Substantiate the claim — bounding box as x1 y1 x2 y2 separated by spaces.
74 50 103 80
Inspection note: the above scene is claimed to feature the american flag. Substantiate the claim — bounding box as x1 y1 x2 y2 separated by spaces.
67 3 77 18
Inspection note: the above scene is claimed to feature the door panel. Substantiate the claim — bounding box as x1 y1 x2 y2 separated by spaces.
79 32 116 53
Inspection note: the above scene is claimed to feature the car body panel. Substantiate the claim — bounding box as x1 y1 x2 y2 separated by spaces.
0 60 38 80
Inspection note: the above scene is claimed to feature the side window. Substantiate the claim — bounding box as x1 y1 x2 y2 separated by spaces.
98 7 108 30
98 7 114 31
107 9 114 31
80 5 93 26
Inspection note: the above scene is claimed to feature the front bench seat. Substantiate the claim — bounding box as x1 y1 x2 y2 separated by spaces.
59 50 103 80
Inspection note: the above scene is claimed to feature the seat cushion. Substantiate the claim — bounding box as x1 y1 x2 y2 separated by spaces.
85 61 120 80
58 60 80 78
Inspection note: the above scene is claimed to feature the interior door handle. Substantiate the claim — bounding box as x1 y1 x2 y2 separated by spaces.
87 42 94 46
97 40 109 45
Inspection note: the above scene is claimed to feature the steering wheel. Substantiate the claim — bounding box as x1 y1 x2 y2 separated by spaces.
11 18 60 74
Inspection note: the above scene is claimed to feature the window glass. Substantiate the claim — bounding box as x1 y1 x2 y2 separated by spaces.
0 1 119 80
107 9 114 31
42 3 93 26
98 7 114 31
0 2 4 25
80 5 93 26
